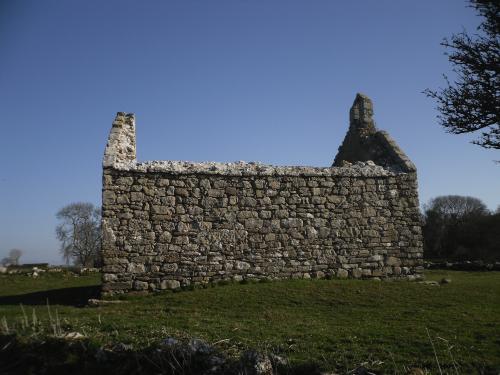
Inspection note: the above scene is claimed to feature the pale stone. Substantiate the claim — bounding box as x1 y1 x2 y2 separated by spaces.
133 280 149 290
337 269 349 279
386 256 401 266
235 261 251 271
103 273 117 282
368 254 383 262
352 269 363 278
127 263 145 273
314 271 325 279
161 279 180 290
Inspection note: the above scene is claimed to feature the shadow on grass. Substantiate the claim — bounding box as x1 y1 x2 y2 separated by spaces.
0 286 100 307
0 334 327 375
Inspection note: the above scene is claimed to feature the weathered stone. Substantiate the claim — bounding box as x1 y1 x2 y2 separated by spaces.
162 263 179 272
131 192 143 201
235 261 251 271
368 254 383 262
127 263 145 274
333 94 416 172
103 273 117 282
372 269 384 277
102 191 116 204
240 351 273 375
133 280 149 290
386 256 401 266
362 269 372 277
314 271 325 279
187 338 213 355
337 269 349 279
160 279 180 290
101 97 423 295
245 218 263 230
159 231 172 243
352 269 363 278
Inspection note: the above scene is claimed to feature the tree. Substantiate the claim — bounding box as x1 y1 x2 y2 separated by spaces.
424 0 499 149
1 258 11 267
423 195 485 259
8 249 23 265
56 202 102 267
422 195 500 261
1 249 23 266
423 195 489 220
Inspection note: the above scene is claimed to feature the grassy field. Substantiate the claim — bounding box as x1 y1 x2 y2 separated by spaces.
0 270 499 374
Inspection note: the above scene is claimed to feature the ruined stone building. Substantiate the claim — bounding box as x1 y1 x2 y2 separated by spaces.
101 94 423 294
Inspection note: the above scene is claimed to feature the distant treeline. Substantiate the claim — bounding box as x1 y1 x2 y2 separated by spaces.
423 195 500 261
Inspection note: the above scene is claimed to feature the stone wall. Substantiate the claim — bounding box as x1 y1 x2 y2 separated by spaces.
101 94 423 294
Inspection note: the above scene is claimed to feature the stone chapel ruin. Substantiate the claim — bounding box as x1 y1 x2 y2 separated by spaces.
101 94 423 294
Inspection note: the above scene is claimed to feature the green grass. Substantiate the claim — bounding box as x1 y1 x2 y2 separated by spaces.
1 270 499 373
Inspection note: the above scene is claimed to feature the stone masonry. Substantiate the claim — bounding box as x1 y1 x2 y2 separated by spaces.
101 94 423 294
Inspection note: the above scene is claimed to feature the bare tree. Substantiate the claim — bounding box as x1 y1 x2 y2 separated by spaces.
8 249 23 265
56 202 101 267
423 195 489 220
1 257 11 267
424 0 499 149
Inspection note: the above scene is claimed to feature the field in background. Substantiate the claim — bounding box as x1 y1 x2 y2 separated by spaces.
0 270 499 373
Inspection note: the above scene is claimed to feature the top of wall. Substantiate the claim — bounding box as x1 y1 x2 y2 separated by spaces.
114 159 398 177
103 94 416 177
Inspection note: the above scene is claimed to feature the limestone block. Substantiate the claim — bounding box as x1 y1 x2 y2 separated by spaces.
245 218 263 230
337 269 348 278
386 256 401 266
127 263 145 273
103 273 117 282
133 280 149 290
162 263 179 272
352 269 363 278
103 191 116 204
160 279 181 290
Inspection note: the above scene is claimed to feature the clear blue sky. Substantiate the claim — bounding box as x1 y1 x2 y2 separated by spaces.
0 1 498 264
